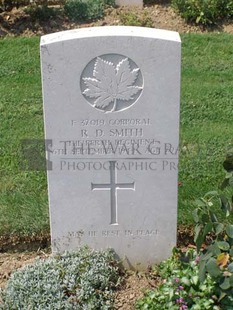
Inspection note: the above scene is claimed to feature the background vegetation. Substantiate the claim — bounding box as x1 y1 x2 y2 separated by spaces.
1 0 233 25
172 0 233 25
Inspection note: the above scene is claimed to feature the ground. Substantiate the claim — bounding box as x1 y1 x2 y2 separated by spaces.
0 250 161 309
0 228 193 308
0 2 232 308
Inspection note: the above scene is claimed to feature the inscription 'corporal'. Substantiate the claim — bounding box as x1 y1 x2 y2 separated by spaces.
74 118 151 127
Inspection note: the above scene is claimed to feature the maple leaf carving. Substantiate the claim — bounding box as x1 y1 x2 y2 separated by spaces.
82 57 142 112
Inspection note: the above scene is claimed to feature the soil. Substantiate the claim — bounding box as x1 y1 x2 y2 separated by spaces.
0 2 230 308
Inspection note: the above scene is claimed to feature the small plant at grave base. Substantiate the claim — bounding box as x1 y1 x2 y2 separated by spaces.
64 0 114 22
0 247 121 309
136 248 220 309
193 150 233 308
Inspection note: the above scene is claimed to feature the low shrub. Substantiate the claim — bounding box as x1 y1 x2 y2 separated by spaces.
103 0 115 6
0 247 121 309
136 248 220 309
136 152 233 309
119 11 154 27
25 4 58 21
64 0 114 22
0 0 29 11
172 0 233 25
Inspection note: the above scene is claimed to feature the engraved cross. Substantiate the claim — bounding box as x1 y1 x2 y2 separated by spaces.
91 161 135 225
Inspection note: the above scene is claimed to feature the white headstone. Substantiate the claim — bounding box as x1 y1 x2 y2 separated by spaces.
115 0 143 7
41 26 181 269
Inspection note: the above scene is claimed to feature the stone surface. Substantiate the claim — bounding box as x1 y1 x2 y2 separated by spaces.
115 0 143 7
41 26 181 269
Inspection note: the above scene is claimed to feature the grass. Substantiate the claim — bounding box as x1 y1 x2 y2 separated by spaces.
0 37 48 236
0 34 232 238
179 34 233 223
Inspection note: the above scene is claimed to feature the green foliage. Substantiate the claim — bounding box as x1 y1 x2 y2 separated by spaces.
25 5 58 21
119 10 154 27
136 248 219 310
193 153 233 307
0 247 121 309
64 0 114 21
103 0 115 6
172 0 233 25
137 153 233 310
222 150 233 187
193 190 231 253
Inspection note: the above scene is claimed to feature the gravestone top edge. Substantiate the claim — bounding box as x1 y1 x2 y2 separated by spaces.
40 26 181 46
